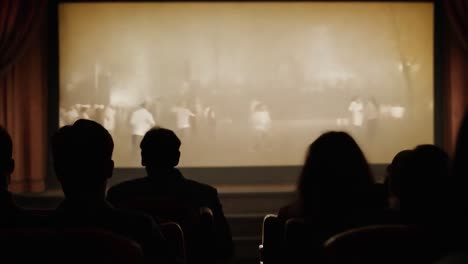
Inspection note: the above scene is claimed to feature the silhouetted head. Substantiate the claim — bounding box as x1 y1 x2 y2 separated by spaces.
297 131 374 216
386 150 414 197
394 144 449 222
140 127 181 173
0 126 14 190
52 119 114 199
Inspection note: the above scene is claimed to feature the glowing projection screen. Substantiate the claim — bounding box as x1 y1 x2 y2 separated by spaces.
59 2 434 167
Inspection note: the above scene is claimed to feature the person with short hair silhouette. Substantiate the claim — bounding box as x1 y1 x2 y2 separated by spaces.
388 144 455 257
0 126 43 227
107 127 233 264
50 119 171 264
389 145 450 226
385 149 414 211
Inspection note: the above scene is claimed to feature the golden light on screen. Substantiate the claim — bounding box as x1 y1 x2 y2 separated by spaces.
59 2 433 167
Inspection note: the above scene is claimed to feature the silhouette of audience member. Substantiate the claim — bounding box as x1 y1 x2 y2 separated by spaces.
107 127 233 263
387 144 454 257
0 126 42 227
388 145 450 227
385 149 414 211
279 131 378 223
50 119 171 264
277 131 380 262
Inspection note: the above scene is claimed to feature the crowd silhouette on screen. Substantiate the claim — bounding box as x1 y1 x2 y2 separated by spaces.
0 108 468 263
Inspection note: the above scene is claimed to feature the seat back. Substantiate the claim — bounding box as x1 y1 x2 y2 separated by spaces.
199 207 214 233
260 214 283 264
324 225 436 264
161 221 186 264
284 218 308 263
115 198 198 226
0 228 144 264
284 217 306 244
115 198 215 264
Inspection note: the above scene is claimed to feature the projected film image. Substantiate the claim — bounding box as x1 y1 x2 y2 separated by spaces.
59 2 433 167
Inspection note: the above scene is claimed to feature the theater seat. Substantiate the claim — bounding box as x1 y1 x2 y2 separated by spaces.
112 198 215 264
259 214 283 264
112 197 198 226
323 225 437 264
284 217 307 263
161 221 187 264
0 228 144 263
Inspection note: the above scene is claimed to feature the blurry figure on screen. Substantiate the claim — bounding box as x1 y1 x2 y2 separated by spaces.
194 98 204 117
365 97 379 137
64 105 79 125
204 106 217 139
192 97 204 135
77 104 91 120
171 102 195 139
178 81 190 97
390 105 406 119
103 105 116 136
92 104 105 124
152 96 163 122
348 96 364 127
249 102 272 151
59 106 67 127
249 99 261 113
130 102 156 149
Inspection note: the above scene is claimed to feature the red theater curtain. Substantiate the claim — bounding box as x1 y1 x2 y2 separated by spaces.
0 0 47 192
444 0 468 155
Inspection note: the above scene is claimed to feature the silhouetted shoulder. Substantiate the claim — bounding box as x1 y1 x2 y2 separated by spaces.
112 177 151 191
107 177 152 201
182 178 218 197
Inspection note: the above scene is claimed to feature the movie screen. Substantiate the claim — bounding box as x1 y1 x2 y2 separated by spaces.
59 2 434 167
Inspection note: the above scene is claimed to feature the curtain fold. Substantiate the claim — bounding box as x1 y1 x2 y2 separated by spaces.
0 0 47 192
444 0 468 155
0 0 46 77
445 0 468 52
